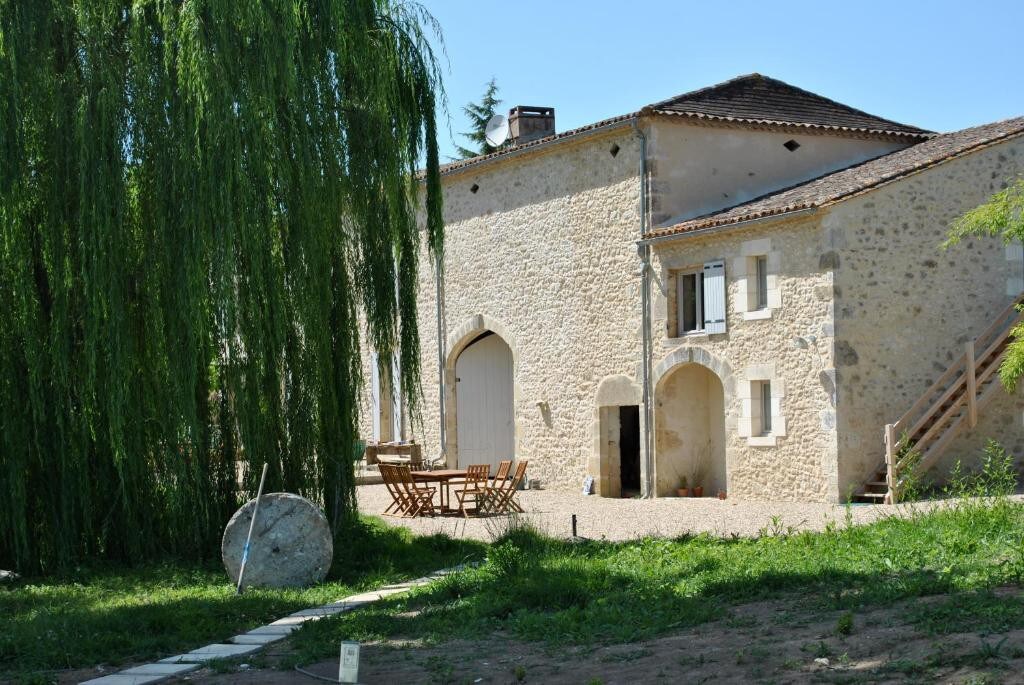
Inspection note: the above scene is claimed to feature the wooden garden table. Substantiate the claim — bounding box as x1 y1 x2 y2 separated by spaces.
411 469 467 514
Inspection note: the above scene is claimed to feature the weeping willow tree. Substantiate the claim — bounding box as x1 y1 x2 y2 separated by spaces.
945 178 1024 390
0 0 444 573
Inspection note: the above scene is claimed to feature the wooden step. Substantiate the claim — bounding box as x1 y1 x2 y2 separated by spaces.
868 295 1023 504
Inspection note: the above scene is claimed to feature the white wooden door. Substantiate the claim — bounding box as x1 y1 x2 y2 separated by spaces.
455 334 514 473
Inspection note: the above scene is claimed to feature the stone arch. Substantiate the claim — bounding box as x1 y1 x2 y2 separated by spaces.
652 345 735 396
446 314 518 368
652 346 733 497
589 375 644 498
444 314 519 468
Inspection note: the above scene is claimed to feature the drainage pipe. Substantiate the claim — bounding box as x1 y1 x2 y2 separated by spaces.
631 119 655 499
435 253 447 465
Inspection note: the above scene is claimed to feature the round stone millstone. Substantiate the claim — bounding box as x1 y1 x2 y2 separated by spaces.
222 492 333 589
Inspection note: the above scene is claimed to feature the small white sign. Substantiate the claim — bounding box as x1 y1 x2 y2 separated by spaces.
582 475 594 495
339 640 360 684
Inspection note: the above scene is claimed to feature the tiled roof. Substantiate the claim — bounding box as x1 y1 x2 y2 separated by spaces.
646 116 1024 240
650 73 932 139
436 74 931 177
437 113 638 176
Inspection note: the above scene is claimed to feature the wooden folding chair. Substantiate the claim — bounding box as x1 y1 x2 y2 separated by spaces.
453 464 491 517
396 464 436 517
489 460 528 514
379 464 411 516
480 460 512 514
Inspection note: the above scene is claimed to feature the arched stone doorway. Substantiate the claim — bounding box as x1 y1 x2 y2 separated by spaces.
655 362 727 496
590 374 643 498
445 315 518 472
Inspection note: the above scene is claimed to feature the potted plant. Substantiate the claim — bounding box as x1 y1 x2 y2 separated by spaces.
717 490 727 500
676 476 690 498
690 441 711 498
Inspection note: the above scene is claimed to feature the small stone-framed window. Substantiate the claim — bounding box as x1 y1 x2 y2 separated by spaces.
754 256 769 310
733 238 781 320
752 380 772 435
667 261 727 338
739 365 785 446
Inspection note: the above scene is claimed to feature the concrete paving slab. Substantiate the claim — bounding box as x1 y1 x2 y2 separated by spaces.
288 605 350 617
80 675 166 685
120 663 200 676
244 624 298 635
339 592 382 602
269 615 320 626
325 599 372 609
229 633 288 645
159 643 260 663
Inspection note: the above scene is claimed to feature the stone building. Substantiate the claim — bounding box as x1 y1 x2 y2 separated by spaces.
361 74 1024 503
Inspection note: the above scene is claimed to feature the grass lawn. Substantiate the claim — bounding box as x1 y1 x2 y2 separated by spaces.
286 498 1024 669
0 517 485 681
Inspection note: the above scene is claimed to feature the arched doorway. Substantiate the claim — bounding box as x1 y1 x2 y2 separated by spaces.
655 362 727 496
591 374 644 498
454 331 515 472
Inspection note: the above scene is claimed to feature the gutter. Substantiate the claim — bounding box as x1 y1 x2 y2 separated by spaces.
631 119 655 499
435 253 447 464
638 207 820 247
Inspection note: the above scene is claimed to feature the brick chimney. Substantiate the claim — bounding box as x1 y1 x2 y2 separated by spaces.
508 106 555 145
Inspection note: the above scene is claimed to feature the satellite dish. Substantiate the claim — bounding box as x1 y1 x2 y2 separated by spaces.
485 114 510 147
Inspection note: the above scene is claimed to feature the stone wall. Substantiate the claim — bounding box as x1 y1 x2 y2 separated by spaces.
359 126 646 491
354 117 1024 503
829 137 1024 495
650 215 840 502
646 119 908 226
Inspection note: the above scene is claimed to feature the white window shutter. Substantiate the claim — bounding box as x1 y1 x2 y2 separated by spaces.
391 353 402 441
703 260 727 334
370 352 381 441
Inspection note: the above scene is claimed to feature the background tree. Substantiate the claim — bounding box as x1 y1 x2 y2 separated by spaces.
0 0 444 573
455 78 503 159
945 177 1024 389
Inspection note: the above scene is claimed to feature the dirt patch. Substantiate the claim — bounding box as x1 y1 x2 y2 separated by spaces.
191 589 1024 684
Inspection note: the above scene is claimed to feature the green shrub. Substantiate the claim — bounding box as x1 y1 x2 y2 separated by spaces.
945 440 1018 501
836 611 854 635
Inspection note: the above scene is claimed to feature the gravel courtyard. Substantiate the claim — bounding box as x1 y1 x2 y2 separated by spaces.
357 484 924 541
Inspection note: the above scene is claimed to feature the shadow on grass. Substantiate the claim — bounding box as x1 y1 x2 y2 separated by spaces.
329 516 485 584
0 516 486 677
287 502 1024 663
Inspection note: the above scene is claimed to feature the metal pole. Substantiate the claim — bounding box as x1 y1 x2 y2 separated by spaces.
236 462 269 594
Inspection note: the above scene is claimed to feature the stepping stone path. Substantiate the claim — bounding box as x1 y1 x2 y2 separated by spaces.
80 566 466 685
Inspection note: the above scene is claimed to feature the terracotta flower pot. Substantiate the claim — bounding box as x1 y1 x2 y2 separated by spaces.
677 488 690 497
717 490 727 500
693 486 704 497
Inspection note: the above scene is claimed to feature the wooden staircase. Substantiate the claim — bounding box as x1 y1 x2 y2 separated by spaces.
853 294 1024 504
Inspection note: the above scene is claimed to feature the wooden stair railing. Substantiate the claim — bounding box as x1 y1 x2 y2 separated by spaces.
854 294 1024 504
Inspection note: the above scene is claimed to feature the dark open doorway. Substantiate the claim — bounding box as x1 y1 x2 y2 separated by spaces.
619 405 641 496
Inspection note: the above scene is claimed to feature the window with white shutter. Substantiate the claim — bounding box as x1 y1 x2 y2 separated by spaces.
675 270 704 335
702 260 727 334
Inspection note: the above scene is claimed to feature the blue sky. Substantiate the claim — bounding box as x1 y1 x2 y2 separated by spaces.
425 0 1024 161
